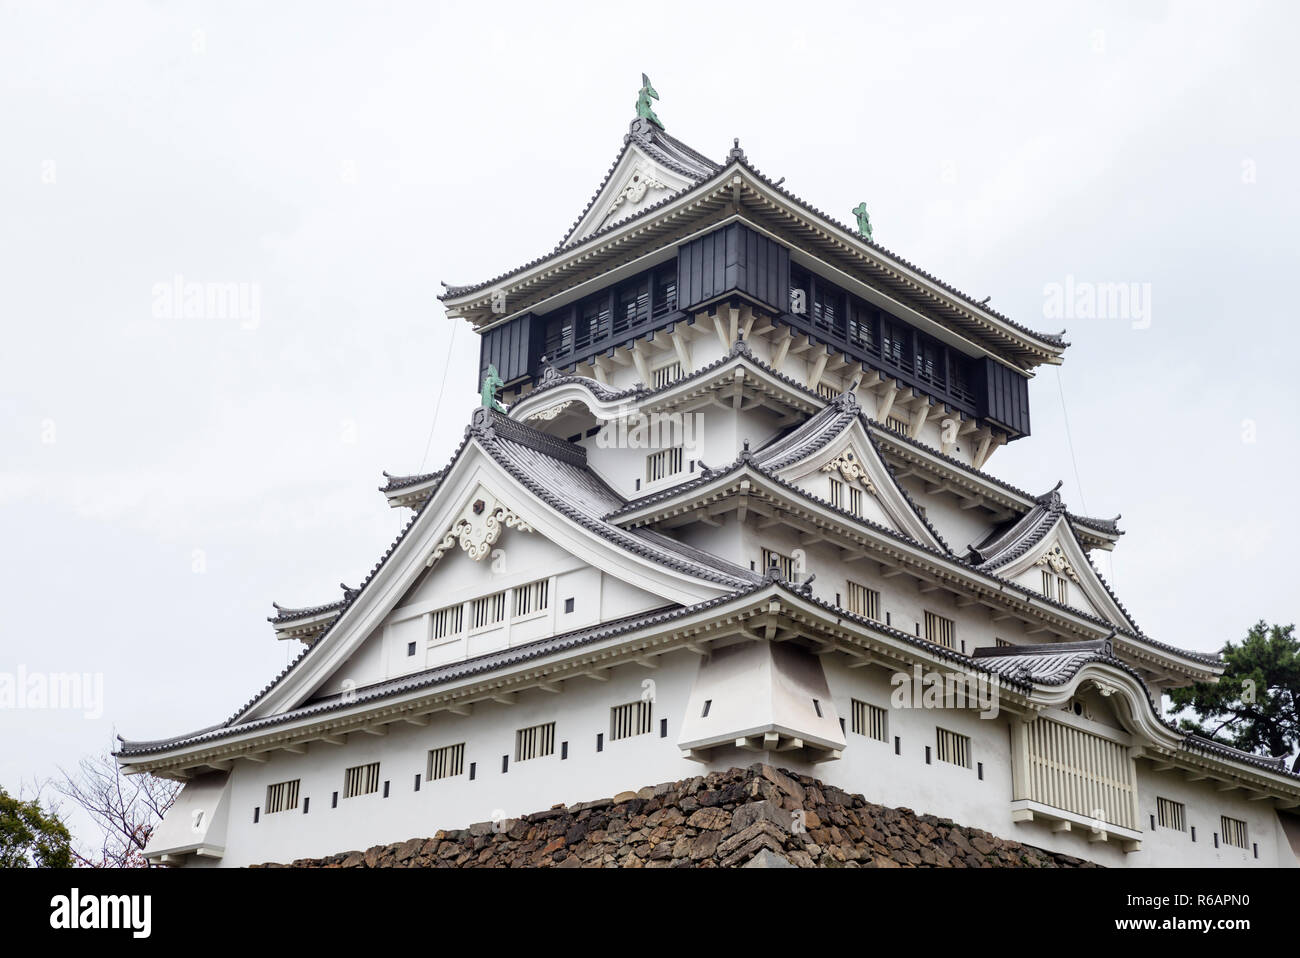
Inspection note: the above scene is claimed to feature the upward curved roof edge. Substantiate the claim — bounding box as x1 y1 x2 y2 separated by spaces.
438 129 1067 353
225 407 759 729
507 348 1121 546
119 584 1289 787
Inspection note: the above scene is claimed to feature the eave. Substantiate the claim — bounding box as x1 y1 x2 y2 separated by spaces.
610 464 1217 684
441 164 1067 371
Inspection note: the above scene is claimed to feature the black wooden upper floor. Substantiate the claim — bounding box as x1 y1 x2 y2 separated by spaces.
478 223 1032 438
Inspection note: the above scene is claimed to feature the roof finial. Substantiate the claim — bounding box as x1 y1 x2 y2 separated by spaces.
636 74 664 130
728 137 747 162
480 365 505 412
852 202 873 242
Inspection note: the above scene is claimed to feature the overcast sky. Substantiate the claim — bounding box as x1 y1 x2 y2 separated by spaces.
3 1 1297 846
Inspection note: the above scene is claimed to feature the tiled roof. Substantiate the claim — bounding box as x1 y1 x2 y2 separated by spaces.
380 469 446 493
616 383 954 553
609 450 1216 667
267 599 345 625
973 640 1295 778
474 409 758 588
181 405 758 735
730 156 1068 350
117 591 757 757
969 483 1068 570
870 421 1124 541
751 392 860 472
439 126 1069 355
1180 735 1291 774
556 118 721 250
972 638 1117 684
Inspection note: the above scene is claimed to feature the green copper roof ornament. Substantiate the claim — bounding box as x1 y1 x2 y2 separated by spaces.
636 73 664 130
480 365 505 412
852 202 873 242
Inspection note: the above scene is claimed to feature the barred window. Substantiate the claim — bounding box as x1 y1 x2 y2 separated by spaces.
471 591 507 629
816 381 838 400
924 611 956 650
610 700 654 740
829 478 844 509
646 447 685 483
651 361 683 389
265 779 300 814
886 416 910 435
515 722 556 762
513 578 550 618
1042 571 1069 603
851 699 888 742
1156 797 1186 831
935 727 971 768
427 743 465 781
761 548 795 581
849 486 863 516
1221 815 1248 849
846 581 880 620
431 604 463 641
995 637 1012 647
343 762 380 798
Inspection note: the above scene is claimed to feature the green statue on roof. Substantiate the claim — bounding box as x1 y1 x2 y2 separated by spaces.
480 365 505 412
852 202 873 242
636 73 664 130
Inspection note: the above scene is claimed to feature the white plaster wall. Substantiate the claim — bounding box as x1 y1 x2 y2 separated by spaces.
900 478 1000 555
312 535 666 699
216 652 708 867
198 643 1295 868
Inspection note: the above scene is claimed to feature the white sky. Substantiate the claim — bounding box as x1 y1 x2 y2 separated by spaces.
2 1 1297 846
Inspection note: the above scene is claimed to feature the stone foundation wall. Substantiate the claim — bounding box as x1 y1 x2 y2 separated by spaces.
256 764 1098 868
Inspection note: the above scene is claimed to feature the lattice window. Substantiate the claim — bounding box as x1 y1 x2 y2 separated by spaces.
995 637 1013 647
265 779 300 814
610 700 653 740
515 722 556 762
513 578 550 618
816 381 838 401
427 743 465 781
761 548 795 581
646 447 685 483
936 727 971 767
1221 815 1248 849
924 611 956 650
471 591 507 629
431 605 463 641
886 415 910 435
846 581 880 620
652 361 683 389
851 699 888 742
343 762 380 798
829 478 844 509
849 486 863 516
1156 796 1186 831
1021 718 1136 830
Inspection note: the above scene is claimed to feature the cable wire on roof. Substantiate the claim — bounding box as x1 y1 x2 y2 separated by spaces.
1055 365 1089 517
419 320 458 472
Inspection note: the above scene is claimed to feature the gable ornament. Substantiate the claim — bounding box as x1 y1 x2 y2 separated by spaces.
606 166 670 218
1034 543 1081 582
820 447 877 494
427 503 534 566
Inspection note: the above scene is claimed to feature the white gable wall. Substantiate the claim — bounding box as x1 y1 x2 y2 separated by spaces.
313 525 670 698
